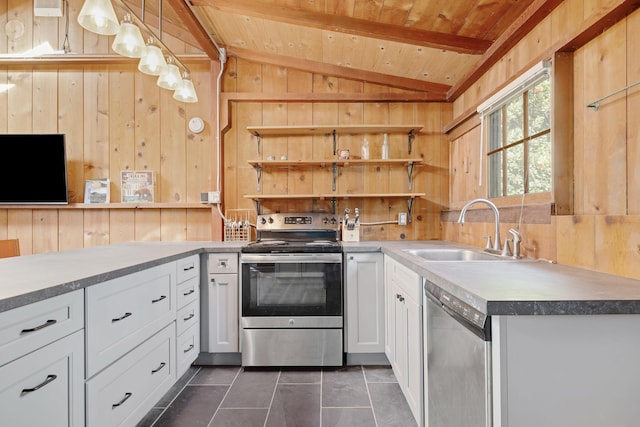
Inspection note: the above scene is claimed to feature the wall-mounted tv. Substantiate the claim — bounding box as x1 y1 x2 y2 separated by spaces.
0 134 69 204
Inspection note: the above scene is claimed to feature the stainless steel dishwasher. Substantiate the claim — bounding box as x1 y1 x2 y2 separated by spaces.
423 279 492 427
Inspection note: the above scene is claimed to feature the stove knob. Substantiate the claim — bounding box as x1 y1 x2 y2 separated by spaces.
260 217 267 225
268 217 274 224
330 217 337 225
322 217 329 224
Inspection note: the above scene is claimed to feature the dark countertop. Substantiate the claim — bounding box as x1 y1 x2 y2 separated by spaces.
3 240 640 316
0 241 244 313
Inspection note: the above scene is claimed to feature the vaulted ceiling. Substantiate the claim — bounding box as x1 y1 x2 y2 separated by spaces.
126 0 566 101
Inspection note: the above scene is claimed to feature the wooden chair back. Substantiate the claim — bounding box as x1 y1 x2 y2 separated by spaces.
0 239 20 258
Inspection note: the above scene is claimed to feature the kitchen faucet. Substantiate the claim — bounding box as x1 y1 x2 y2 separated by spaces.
457 198 501 252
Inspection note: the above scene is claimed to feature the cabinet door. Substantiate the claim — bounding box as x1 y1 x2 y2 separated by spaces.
0 329 84 427
345 252 384 353
205 273 238 352
404 291 422 424
392 281 407 387
384 257 397 367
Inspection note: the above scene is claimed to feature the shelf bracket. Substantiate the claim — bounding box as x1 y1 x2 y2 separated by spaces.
332 129 337 155
255 165 262 192
407 129 416 155
255 133 262 155
407 162 415 191
332 163 338 191
407 198 414 224
330 198 337 215
253 199 262 215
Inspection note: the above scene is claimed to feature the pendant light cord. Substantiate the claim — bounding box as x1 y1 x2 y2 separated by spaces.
61 0 71 53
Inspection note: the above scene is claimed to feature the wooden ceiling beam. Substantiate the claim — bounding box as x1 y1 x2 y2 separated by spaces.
120 1 200 50
164 0 222 60
227 47 450 97
447 0 563 100
192 0 491 55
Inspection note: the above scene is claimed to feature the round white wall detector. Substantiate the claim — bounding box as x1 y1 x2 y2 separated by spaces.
189 117 205 134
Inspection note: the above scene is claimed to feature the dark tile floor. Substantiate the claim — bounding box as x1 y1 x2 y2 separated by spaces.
137 365 417 427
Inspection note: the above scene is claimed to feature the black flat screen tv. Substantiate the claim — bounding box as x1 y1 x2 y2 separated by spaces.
0 134 69 204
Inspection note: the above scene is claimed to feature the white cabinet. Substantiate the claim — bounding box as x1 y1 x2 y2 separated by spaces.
0 290 84 427
85 262 177 378
0 290 84 368
175 255 200 378
86 323 175 427
344 252 385 354
384 255 423 426
202 253 239 353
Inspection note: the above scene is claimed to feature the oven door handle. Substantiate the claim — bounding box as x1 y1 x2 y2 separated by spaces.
240 254 342 263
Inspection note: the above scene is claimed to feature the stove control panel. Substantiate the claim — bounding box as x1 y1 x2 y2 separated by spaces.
256 213 340 230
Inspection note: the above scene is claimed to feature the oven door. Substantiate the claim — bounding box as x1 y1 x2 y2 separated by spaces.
240 253 342 318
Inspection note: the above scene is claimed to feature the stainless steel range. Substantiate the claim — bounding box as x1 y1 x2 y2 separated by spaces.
240 213 343 367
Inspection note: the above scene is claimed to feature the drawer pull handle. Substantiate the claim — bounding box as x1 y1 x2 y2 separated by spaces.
21 374 57 395
152 295 167 304
151 362 166 374
112 392 132 409
184 344 194 353
183 265 195 271
21 319 57 334
183 289 195 296
183 313 195 322
112 312 132 322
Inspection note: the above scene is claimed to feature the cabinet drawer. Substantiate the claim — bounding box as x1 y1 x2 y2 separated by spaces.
0 329 84 427
176 300 199 337
208 253 238 274
177 276 199 310
86 323 175 427
177 322 199 379
177 255 200 284
85 262 176 378
0 290 84 368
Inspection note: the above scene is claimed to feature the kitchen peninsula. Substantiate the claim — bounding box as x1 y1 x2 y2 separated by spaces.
3 241 640 426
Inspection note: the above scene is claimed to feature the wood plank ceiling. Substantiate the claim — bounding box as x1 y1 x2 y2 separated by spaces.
129 0 565 100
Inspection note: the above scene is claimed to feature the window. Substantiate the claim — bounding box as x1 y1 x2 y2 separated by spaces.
484 72 551 198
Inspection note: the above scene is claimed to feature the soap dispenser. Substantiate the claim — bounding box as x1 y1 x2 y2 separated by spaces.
382 133 389 160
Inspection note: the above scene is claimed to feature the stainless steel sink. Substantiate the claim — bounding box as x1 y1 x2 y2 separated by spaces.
403 248 507 261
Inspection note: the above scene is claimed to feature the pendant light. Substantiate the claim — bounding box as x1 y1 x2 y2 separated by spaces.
77 0 119 35
138 38 167 76
157 56 182 90
173 73 198 103
112 14 145 58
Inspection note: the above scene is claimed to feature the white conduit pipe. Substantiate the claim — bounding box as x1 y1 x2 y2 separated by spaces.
214 49 227 223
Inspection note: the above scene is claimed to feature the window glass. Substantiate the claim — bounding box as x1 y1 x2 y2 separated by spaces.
486 74 551 197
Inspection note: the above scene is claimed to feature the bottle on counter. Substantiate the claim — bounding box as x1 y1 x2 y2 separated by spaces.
361 138 370 160
382 133 389 160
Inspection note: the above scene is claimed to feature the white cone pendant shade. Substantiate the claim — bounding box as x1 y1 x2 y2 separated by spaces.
157 58 182 90
112 15 146 58
77 0 119 35
173 76 198 103
138 43 167 76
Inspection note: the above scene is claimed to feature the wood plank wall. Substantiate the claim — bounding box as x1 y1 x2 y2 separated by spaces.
0 0 218 255
446 3 640 280
220 57 451 241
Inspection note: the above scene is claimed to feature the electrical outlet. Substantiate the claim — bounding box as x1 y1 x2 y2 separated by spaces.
200 191 221 204
398 212 407 226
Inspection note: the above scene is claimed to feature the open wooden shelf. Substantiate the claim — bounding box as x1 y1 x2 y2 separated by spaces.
247 158 423 168
0 203 212 209
244 193 425 200
246 124 423 137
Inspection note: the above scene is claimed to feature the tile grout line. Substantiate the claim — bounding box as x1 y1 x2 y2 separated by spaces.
362 366 380 427
319 368 324 427
206 367 242 427
262 369 282 427
149 366 203 427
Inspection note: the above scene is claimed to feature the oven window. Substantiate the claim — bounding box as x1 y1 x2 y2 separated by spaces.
242 262 342 316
